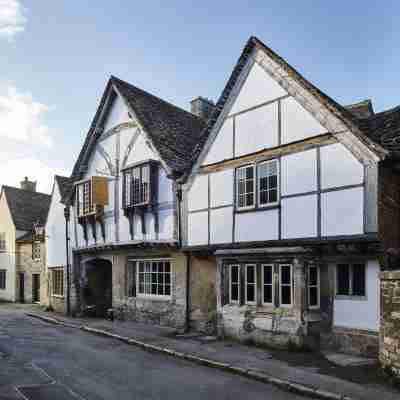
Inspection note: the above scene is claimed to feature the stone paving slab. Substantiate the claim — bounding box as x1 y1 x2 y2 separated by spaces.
25 306 400 400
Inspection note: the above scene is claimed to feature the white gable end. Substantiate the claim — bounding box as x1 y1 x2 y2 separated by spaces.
103 94 130 132
229 62 287 115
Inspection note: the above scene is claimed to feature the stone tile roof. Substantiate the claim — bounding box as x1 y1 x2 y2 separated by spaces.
55 175 74 204
2 186 51 231
71 76 206 185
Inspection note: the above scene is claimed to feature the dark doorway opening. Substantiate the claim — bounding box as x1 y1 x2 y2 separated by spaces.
32 274 40 303
82 259 112 317
19 273 25 303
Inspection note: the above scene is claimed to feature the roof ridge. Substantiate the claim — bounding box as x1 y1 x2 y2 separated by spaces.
110 75 204 122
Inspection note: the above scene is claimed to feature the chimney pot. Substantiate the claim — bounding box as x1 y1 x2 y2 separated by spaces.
190 97 215 120
20 177 37 192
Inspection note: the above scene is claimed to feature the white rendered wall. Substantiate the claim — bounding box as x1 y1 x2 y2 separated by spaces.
321 187 363 236
103 94 130 132
235 209 279 242
320 143 364 189
188 212 208 245
281 195 317 239
203 119 233 165
281 97 326 144
188 175 208 211
229 62 287 115
210 170 233 208
333 260 380 331
210 207 233 244
234 102 278 157
281 149 317 196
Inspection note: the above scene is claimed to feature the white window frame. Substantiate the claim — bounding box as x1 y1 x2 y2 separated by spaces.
0 233 6 252
335 263 367 300
308 264 320 309
33 241 41 261
245 264 257 305
261 264 274 306
279 264 293 308
135 258 172 300
257 159 279 208
236 165 256 211
229 264 240 304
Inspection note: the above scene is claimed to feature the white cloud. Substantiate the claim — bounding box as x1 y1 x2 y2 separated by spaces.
0 0 26 41
0 158 69 194
0 86 53 147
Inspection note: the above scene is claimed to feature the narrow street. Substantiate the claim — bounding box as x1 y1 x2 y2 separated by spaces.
0 305 305 400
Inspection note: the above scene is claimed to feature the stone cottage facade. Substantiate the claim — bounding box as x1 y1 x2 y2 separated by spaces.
183 37 400 356
0 178 50 305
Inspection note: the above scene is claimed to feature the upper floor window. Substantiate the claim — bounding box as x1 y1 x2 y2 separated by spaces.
76 176 109 217
336 263 365 298
123 161 158 209
33 241 41 261
0 233 6 252
236 159 279 211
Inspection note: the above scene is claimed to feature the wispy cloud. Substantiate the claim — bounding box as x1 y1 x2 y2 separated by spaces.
0 85 53 147
0 0 26 41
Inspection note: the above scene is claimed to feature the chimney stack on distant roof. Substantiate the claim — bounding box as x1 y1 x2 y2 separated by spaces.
20 177 37 192
190 97 215 120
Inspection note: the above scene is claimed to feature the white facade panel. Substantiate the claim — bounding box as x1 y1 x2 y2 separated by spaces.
281 149 317 196
281 195 317 239
210 170 233 208
235 102 278 157
158 168 173 204
235 209 279 242
281 97 326 144
125 133 158 166
103 94 130 132
203 118 233 165
158 209 174 240
320 143 364 189
188 175 208 211
188 212 208 246
333 260 380 331
210 207 233 244
229 62 287 115
321 187 364 236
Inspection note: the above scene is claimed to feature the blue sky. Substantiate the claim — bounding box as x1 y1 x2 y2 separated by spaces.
0 0 398 192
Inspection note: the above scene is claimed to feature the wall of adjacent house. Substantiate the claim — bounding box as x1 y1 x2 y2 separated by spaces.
72 92 175 250
333 259 380 331
186 57 368 246
0 193 17 301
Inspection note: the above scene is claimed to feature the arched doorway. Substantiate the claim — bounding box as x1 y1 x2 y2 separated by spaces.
81 258 112 317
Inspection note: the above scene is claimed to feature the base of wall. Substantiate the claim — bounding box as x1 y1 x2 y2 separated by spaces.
321 327 379 357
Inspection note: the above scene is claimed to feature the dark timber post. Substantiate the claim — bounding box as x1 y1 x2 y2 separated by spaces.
64 206 71 316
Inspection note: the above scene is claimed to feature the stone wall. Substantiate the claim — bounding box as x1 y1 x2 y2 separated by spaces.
380 270 400 377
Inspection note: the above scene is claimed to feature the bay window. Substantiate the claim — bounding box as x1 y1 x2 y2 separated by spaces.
76 176 108 217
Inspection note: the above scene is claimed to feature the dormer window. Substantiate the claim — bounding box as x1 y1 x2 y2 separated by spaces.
123 161 158 209
76 176 108 217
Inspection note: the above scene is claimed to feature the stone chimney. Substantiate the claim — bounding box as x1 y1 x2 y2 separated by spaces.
20 177 37 192
190 97 215 120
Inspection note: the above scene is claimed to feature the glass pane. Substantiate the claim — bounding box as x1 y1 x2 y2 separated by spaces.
352 264 365 296
247 284 255 302
165 273 171 284
152 273 157 284
263 266 272 284
246 167 254 179
281 286 291 305
231 283 238 301
151 284 157 294
237 168 245 180
246 266 255 283
309 287 318 306
281 266 291 285
231 266 238 283
259 176 268 191
246 193 254 206
157 284 164 295
245 180 253 193
269 189 277 203
165 262 170 273
269 175 277 189
260 191 268 205
337 264 350 295
165 285 171 296
152 263 157 272
309 266 318 286
269 161 277 175
264 285 272 303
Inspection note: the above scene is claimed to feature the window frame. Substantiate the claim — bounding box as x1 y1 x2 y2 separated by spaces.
0 233 6 252
52 269 64 297
308 264 320 309
0 269 6 290
229 264 241 304
76 179 94 217
245 264 257 305
257 159 279 208
236 164 256 211
261 264 274 306
32 241 41 261
279 264 293 308
335 263 367 300
134 258 172 300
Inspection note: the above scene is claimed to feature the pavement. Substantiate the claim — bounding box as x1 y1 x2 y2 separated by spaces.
4 303 400 400
0 303 303 400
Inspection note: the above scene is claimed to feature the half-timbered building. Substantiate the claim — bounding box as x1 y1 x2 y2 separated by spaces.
184 36 400 355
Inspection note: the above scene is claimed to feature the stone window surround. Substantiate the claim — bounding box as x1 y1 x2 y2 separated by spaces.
335 262 367 301
32 241 41 261
308 264 320 309
51 268 64 297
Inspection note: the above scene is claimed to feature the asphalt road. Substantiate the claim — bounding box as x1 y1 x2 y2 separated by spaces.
0 304 306 400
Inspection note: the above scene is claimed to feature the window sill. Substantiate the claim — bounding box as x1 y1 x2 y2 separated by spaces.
235 204 280 214
132 295 171 302
335 295 367 301
51 294 64 298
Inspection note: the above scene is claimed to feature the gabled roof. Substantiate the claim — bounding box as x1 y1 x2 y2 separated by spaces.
189 36 391 174
55 175 74 204
71 76 206 184
1 186 51 231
